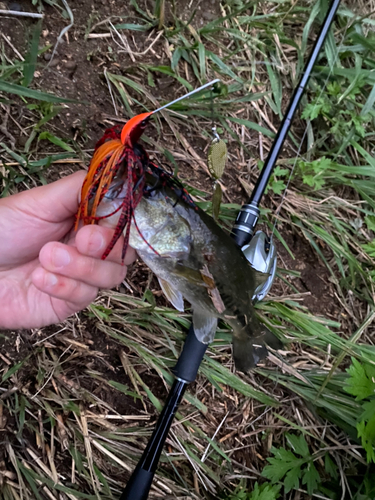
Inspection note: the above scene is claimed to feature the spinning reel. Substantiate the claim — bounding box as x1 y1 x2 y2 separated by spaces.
233 202 277 303
242 230 277 303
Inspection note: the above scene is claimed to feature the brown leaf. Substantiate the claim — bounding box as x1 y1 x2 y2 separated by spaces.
200 265 225 313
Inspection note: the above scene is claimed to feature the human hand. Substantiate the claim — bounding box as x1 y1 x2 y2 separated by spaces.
0 171 136 329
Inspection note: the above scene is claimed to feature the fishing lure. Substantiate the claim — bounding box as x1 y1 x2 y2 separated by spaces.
75 113 152 261
76 80 220 262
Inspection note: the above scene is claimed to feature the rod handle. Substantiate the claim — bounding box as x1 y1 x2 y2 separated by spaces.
120 467 154 500
172 325 208 383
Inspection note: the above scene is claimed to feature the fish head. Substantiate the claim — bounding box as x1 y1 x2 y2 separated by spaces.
130 191 192 257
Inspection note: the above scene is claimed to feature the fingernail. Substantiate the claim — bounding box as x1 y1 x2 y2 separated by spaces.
89 230 104 253
52 247 71 268
45 272 58 287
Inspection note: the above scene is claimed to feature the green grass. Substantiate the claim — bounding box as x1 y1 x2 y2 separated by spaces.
1 0 375 499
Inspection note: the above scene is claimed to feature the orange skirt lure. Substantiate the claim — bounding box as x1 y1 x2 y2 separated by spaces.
75 112 152 262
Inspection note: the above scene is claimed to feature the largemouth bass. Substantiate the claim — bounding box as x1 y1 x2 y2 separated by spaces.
97 170 282 372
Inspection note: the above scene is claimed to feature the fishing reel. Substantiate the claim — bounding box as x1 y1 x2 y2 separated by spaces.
242 231 277 303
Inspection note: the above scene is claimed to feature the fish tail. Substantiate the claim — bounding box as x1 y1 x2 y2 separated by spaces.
232 322 282 373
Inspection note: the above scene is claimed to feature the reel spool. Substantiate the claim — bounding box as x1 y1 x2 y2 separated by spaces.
242 231 277 303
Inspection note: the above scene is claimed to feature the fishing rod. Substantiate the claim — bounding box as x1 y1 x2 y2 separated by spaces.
120 1 341 498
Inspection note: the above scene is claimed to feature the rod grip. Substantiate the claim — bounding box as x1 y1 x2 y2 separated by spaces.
172 325 208 383
120 467 154 500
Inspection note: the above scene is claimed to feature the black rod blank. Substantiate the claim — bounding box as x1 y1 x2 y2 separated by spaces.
232 0 341 248
120 380 187 500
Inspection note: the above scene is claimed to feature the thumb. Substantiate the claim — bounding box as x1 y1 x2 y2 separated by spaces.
10 171 86 223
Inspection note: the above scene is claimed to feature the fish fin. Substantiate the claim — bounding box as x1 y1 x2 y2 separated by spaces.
232 335 268 372
251 268 270 289
256 327 283 351
200 264 226 313
192 308 218 344
173 263 208 287
158 278 184 312
232 326 282 373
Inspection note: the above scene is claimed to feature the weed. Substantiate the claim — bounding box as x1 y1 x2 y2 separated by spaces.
262 433 335 495
344 358 375 463
223 481 281 500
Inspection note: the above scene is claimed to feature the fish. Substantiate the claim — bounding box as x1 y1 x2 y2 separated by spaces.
98 168 282 372
78 113 281 371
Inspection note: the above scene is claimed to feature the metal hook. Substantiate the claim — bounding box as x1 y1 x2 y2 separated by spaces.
211 125 220 141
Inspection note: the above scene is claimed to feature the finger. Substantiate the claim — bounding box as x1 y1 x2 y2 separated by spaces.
75 224 137 265
39 241 128 289
0 171 87 265
31 267 98 308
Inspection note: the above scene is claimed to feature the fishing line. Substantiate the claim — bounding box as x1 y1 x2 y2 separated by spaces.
271 15 349 237
209 85 220 141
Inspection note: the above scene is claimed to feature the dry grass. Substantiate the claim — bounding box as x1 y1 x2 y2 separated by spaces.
1 0 375 499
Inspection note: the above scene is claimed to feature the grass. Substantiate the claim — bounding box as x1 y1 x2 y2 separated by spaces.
1 0 375 499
